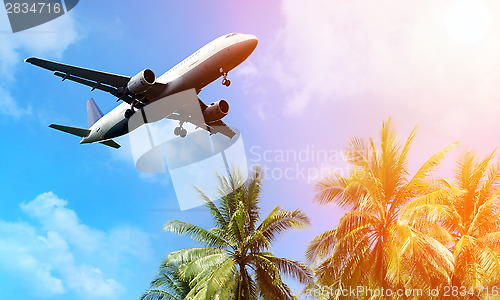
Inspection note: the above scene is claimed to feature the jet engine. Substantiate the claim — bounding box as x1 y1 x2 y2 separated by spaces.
127 69 156 95
203 100 229 123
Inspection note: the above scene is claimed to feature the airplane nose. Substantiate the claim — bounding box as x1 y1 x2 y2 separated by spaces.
243 34 258 50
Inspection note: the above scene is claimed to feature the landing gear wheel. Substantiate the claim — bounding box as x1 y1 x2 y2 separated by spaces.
220 68 231 87
174 127 187 138
179 128 187 138
124 109 134 118
174 126 182 136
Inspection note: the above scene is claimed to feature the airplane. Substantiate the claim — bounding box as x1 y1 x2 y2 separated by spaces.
25 33 258 149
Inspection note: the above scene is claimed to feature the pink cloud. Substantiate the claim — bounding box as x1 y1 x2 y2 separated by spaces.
263 0 500 152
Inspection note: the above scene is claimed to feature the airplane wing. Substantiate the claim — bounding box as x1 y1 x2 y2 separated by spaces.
26 57 130 87
25 57 165 104
205 120 236 138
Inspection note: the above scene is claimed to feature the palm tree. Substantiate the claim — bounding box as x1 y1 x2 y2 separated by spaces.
140 260 190 300
306 118 461 297
409 151 500 298
163 168 313 300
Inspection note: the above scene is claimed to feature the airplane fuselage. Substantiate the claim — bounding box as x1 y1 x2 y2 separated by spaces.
80 33 258 144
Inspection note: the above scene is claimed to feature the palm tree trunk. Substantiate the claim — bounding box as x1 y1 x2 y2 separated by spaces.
238 263 250 300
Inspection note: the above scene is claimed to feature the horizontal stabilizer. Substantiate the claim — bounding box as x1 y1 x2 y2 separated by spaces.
49 124 90 137
99 140 121 149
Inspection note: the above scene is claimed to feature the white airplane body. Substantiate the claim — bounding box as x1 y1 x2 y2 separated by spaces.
26 33 258 148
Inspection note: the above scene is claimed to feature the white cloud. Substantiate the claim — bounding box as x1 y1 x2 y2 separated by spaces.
0 220 66 297
0 86 32 118
0 192 153 299
0 9 78 118
21 192 105 252
233 60 269 120
234 61 258 78
0 9 78 78
65 265 122 298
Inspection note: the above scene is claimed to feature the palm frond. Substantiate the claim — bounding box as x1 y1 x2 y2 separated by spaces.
313 173 348 205
258 253 313 284
305 228 336 264
163 220 228 248
392 142 458 212
379 117 404 201
478 157 500 203
140 289 182 300
166 247 225 265
257 206 310 245
195 187 228 230
469 196 500 236
181 253 229 279
141 260 190 300
252 257 295 300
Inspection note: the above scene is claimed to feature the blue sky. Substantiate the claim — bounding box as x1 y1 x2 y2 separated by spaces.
0 1 323 299
3 0 500 299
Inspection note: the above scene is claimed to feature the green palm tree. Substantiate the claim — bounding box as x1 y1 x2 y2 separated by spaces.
306 119 461 297
140 260 190 300
408 151 500 298
163 168 313 300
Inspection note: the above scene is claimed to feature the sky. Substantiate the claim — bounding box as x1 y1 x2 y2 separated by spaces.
2 0 500 298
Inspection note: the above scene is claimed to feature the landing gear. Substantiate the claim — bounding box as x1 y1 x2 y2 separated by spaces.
220 68 231 87
174 126 187 138
124 108 134 118
124 97 146 118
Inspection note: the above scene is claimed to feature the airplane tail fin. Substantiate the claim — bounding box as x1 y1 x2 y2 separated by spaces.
87 98 104 128
49 124 90 137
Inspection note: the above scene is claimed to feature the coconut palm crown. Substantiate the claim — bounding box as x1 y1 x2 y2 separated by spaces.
163 168 313 300
307 118 462 296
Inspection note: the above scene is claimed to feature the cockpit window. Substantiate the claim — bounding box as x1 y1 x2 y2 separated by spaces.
226 33 239 38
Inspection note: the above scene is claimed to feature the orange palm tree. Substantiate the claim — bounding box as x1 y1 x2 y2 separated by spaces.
306 119 461 298
405 151 500 298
